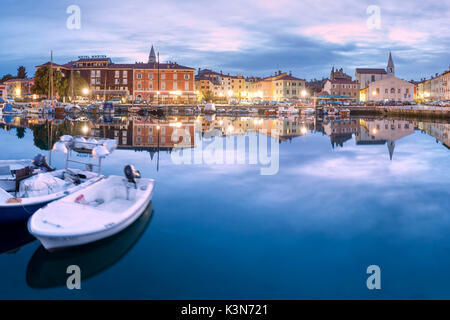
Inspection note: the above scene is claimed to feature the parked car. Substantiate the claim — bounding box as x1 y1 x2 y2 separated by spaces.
74 97 90 104
108 98 122 105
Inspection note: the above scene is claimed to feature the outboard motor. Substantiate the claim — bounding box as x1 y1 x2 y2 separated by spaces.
33 154 55 172
124 165 141 186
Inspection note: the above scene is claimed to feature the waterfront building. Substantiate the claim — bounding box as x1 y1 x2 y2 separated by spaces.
443 71 450 100
360 76 415 102
330 67 352 81
36 46 195 103
196 69 246 100
0 84 6 99
355 52 395 95
322 67 359 99
430 75 442 101
3 78 34 99
133 61 195 103
250 71 306 101
417 79 432 102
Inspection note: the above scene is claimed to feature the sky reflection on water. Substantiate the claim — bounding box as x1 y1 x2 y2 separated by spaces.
0 115 449 299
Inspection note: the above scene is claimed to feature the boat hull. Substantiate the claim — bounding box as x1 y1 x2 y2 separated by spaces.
0 202 50 223
33 196 151 251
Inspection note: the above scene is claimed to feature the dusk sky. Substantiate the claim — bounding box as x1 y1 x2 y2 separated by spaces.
1 0 449 81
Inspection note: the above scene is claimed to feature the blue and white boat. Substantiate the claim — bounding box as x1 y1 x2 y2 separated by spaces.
0 136 117 223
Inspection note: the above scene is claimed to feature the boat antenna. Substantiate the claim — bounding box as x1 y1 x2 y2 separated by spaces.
50 51 54 108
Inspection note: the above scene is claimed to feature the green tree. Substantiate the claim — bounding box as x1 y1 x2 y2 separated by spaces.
16 127 25 139
31 66 65 98
201 90 215 102
31 66 88 99
1 74 14 83
63 71 88 98
17 66 27 79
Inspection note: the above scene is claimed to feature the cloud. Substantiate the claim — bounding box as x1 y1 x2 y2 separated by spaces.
0 0 448 80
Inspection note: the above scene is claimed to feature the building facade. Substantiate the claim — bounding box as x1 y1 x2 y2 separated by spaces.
3 78 34 99
250 71 306 101
355 52 395 99
323 79 359 98
360 76 415 102
36 46 195 103
133 62 195 103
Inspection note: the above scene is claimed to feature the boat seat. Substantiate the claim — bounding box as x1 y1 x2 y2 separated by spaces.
15 166 35 195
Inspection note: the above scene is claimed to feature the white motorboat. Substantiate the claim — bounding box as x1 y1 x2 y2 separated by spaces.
0 159 35 192
0 136 117 223
28 165 155 250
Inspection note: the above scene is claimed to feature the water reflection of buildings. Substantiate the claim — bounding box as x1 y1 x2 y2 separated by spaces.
202 117 313 142
88 116 195 160
356 119 415 159
323 118 360 148
418 122 450 149
3 115 449 161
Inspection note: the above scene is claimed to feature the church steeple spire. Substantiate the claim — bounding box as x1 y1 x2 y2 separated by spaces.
387 51 395 76
148 45 156 63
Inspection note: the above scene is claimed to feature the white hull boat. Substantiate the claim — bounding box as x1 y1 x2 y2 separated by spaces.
0 159 35 192
0 169 102 223
29 174 155 250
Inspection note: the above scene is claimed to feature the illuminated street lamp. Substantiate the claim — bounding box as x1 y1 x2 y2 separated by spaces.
301 89 307 98
82 88 89 95
15 87 21 97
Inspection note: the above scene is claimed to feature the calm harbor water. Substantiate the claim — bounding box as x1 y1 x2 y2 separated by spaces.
0 114 449 299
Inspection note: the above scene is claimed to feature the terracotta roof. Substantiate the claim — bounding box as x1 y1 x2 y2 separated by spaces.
328 79 358 84
77 57 112 62
35 61 69 69
356 68 387 74
277 75 306 81
3 78 34 83
131 63 195 70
